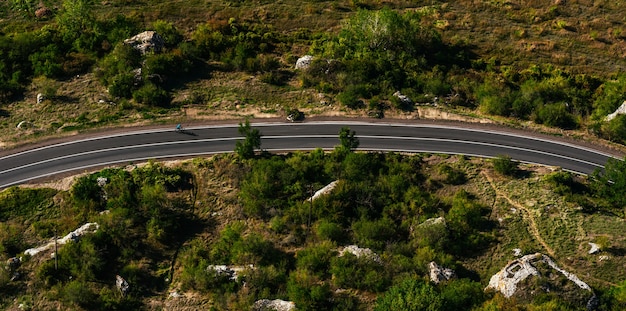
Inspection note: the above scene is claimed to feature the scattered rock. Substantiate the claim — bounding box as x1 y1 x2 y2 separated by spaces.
37 93 46 104
116 275 130 297
206 264 254 281
168 291 181 299
295 55 314 70
6 257 20 272
339 245 381 264
429 261 456 284
599 255 609 261
513 248 522 257
124 31 164 55
588 242 601 255
24 223 100 257
253 299 296 311
35 6 52 19
605 100 626 121
17 121 32 129
393 91 413 106
419 216 445 227
307 181 339 202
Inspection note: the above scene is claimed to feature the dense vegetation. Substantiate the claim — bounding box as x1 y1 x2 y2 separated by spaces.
1 126 626 309
1 1 626 145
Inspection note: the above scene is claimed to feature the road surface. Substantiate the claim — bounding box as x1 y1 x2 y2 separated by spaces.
0 121 619 188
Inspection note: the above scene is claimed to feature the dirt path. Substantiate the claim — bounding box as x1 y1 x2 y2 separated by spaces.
482 171 617 287
482 171 556 258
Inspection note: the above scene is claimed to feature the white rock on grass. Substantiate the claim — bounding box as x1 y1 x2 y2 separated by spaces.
253 299 296 311
24 223 100 257
588 242 601 254
339 245 381 264
429 261 456 284
606 100 626 121
306 181 339 202
295 55 313 70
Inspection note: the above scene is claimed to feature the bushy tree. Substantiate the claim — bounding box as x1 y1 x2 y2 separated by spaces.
492 154 518 176
592 157 626 209
374 278 442 311
235 119 262 159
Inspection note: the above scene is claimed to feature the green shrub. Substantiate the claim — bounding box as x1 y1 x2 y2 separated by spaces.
108 73 135 98
492 155 518 176
132 83 171 106
330 253 390 292
315 220 344 242
374 278 442 311
151 20 183 47
295 241 336 277
438 164 467 185
534 102 578 129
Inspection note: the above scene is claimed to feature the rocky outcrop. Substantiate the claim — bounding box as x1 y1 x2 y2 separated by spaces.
605 100 626 121
24 223 100 257
588 242 601 254
486 253 597 309
253 299 296 311
429 261 456 284
339 245 381 264
124 31 164 55
307 181 338 202
295 55 313 70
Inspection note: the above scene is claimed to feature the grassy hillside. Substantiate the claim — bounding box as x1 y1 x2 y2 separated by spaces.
0 148 625 310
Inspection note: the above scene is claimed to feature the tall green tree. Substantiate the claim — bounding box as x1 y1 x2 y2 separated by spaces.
235 119 262 159
338 127 359 151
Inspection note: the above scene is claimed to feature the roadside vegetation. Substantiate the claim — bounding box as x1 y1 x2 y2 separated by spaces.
0 1 626 148
0 126 626 309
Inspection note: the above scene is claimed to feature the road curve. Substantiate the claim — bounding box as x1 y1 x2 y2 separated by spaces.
0 121 620 188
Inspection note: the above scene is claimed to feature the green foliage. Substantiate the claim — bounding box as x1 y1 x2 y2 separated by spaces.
295 241 336 277
592 157 626 209
337 127 359 152
492 154 518 176
330 253 390 292
438 164 467 185
533 102 578 129
600 114 626 144
287 269 332 311
151 20 183 47
374 278 442 311
314 219 344 242
446 190 492 255
61 280 98 309
235 119 262 159
352 217 398 251
132 82 171 106
0 187 57 221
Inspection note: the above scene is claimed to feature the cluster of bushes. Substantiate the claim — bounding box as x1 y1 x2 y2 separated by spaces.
4 162 197 310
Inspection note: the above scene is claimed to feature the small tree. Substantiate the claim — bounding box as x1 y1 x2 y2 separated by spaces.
338 127 359 152
492 154 518 176
592 157 626 209
235 119 262 159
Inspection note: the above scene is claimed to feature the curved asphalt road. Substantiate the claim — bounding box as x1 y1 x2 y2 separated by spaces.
0 121 620 188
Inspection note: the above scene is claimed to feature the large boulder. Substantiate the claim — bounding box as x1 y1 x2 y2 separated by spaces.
124 31 165 55
486 253 597 309
429 261 456 284
295 55 314 70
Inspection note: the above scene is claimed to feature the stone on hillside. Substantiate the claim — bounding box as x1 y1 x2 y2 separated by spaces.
124 31 164 55
429 261 456 284
253 299 296 311
295 55 313 70
24 223 100 257
35 7 52 19
116 275 130 297
6 257 20 272
393 91 413 106
207 265 254 281
486 253 597 309
588 242 601 254
605 100 626 121
37 93 45 104
340 245 381 264
16 121 32 129
307 181 339 202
